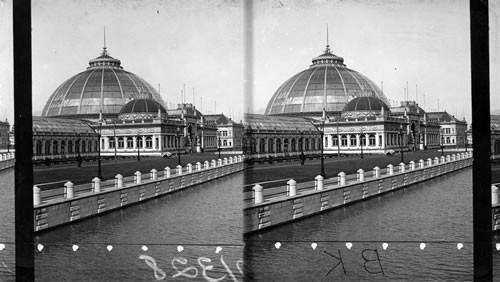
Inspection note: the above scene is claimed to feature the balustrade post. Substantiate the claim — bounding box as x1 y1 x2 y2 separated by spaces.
64 181 74 199
196 162 202 171
419 159 424 168
446 155 450 162
204 161 210 169
440 156 445 163
187 163 193 173
92 177 101 192
338 172 346 186
150 169 158 180
460 153 465 159
427 158 432 167
434 157 439 165
399 162 405 173
315 175 324 190
253 184 263 204
211 160 217 167
164 167 171 178
34 185 40 205
115 174 123 188
287 179 297 196
493 185 499 205
229 157 233 163
387 164 393 175
357 169 365 182
217 159 223 166
223 157 228 165
134 171 142 184
409 161 415 170
373 166 380 178
176 165 183 175
452 154 456 161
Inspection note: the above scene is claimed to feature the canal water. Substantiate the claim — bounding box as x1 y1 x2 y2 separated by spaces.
0 168 15 281
35 172 243 281
245 168 500 281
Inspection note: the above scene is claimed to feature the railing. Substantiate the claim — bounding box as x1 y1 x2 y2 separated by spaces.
34 155 245 205
245 152 473 205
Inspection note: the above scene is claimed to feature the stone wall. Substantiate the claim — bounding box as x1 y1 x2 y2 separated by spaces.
34 156 244 232
244 152 473 234
0 152 15 171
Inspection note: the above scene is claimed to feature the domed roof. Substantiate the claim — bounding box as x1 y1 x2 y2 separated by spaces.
118 96 166 120
343 96 390 112
41 46 166 120
341 96 390 119
265 44 389 117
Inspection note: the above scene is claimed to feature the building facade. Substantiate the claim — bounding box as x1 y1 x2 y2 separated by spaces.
204 114 244 151
427 112 468 148
0 120 9 150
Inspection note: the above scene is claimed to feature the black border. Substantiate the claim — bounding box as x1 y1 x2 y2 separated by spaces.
14 0 34 281
470 0 493 280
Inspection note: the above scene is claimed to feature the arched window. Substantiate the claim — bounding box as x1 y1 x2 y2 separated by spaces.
138 137 144 148
291 138 296 152
223 140 227 146
109 138 115 149
81 141 86 153
60 140 66 154
53 140 58 154
350 135 357 146
369 134 376 146
145 137 152 148
88 141 92 152
101 139 104 150
36 140 42 156
446 137 450 144
276 138 282 153
284 138 289 152
305 138 309 151
68 140 73 154
268 138 274 153
379 135 382 146
118 137 124 148
324 136 329 148
259 138 265 153
360 134 366 146
127 137 133 148
341 135 348 146
311 138 315 150
332 135 338 146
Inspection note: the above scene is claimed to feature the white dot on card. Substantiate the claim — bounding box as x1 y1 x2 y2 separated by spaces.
72 245 79 252
496 243 500 251
107 245 113 252
345 242 352 250
457 243 463 250
311 243 317 250
382 243 388 250
274 242 281 249
37 244 44 252
177 245 184 252
420 243 426 250
215 246 222 254
141 245 148 252
0 244 5 251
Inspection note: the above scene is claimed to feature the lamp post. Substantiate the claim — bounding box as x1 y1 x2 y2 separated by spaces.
177 127 181 166
465 137 468 152
320 119 326 177
136 134 141 161
299 131 305 165
336 115 340 158
440 130 444 156
399 124 404 163
360 129 364 159
217 130 221 159
97 119 103 180
77 133 82 167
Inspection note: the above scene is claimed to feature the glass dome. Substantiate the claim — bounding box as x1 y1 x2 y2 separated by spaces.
118 97 167 120
340 96 390 119
41 47 166 120
265 44 389 117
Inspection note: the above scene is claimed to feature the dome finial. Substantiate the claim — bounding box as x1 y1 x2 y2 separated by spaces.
325 24 331 53
102 25 108 56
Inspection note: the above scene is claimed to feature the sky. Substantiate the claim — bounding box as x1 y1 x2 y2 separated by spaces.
23 0 243 122
1 0 500 126
251 0 474 123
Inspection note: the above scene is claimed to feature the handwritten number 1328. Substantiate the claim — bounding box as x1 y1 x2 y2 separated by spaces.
139 255 244 281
